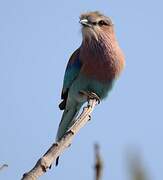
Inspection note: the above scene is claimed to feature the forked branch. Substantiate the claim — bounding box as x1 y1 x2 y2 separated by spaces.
21 98 98 180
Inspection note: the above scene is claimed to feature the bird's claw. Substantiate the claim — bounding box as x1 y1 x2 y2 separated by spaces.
79 91 100 104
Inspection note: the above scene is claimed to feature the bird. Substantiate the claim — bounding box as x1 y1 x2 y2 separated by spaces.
55 11 125 165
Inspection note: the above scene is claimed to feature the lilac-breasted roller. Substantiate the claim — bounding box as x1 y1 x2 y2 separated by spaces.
56 11 125 153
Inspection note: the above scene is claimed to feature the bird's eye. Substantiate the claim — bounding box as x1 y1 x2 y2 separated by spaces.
92 22 97 25
98 20 108 26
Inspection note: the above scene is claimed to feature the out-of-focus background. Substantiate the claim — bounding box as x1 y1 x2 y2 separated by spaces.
0 0 162 179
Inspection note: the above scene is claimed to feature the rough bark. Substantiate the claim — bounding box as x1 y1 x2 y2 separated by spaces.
21 98 98 180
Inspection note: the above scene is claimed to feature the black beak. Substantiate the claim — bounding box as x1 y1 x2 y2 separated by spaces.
79 19 91 27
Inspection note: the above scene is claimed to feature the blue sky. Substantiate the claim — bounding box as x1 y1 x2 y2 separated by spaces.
0 0 163 180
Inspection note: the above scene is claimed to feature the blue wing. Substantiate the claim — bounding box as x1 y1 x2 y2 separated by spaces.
59 48 82 110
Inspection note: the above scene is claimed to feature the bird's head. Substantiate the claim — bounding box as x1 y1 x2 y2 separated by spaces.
79 11 114 42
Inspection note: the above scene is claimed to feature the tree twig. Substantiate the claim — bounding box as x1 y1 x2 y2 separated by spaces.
94 144 103 180
21 98 98 180
127 151 149 180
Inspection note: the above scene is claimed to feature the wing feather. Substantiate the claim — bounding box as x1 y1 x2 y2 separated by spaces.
59 48 81 110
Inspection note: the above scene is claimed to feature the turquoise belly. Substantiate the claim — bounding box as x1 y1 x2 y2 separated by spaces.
69 74 115 100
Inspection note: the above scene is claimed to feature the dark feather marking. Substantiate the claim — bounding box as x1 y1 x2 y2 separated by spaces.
59 49 82 110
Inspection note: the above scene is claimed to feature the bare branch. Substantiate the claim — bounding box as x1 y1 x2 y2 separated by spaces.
21 98 98 180
127 151 149 180
94 144 103 180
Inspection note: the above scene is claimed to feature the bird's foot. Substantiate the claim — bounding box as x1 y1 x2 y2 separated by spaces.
79 91 100 104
